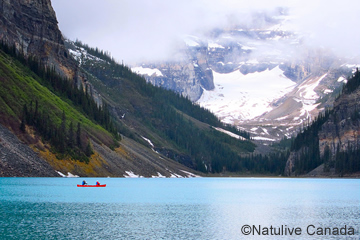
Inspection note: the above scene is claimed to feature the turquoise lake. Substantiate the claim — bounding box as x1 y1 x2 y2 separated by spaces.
0 178 359 239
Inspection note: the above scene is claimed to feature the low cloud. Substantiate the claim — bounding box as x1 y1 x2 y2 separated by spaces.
52 0 360 63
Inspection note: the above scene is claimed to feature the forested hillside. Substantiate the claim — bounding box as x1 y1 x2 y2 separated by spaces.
0 42 117 164
69 41 288 174
0 0 292 177
286 69 360 176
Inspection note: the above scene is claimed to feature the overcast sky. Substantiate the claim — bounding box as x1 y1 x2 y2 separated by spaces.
52 0 360 64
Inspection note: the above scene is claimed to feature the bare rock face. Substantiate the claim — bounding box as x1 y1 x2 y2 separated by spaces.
139 56 213 101
0 0 102 104
144 63 202 101
0 0 75 78
285 70 360 176
318 84 360 157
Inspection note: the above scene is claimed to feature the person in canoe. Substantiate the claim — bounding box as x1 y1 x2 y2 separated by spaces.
96 181 100 186
82 180 88 185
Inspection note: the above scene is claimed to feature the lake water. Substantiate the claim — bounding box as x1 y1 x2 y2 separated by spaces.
0 178 359 240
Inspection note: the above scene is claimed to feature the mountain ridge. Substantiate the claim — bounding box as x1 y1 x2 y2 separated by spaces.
2 0 358 177
1 0 277 177
132 12 358 141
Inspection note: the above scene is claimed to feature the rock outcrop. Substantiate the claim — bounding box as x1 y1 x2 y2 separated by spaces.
0 0 103 106
138 56 213 101
0 0 76 78
285 70 360 176
318 75 360 157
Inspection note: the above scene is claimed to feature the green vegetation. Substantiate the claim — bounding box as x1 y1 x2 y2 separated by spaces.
0 38 290 175
74 41 289 174
75 41 251 140
0 42 117 162
290 69 360 175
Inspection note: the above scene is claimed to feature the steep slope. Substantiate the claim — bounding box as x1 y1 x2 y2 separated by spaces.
285 69 360 176
244 67 350 141
0 45 112 175
0 44 199 178
66 41 268 175
0 0 288 177
0 0 207 177
0 123 58 177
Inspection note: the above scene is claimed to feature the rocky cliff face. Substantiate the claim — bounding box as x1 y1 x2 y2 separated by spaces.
135 52 214 101
139 61 203 101
318 74 360 157
285 70 360 176
0 0 75 78
0 0 103 105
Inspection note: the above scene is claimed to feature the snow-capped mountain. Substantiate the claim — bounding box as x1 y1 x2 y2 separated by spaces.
132 10 359 141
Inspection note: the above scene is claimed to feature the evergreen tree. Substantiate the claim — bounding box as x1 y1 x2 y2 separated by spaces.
59 110 66 153
68 121 74 148
76 122 81 148
323 145 331 172
85 141 93 157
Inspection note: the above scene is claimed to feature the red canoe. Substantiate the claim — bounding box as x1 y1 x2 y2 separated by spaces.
77 184 106 187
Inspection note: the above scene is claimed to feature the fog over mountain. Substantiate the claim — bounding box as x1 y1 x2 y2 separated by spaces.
52 0 360 63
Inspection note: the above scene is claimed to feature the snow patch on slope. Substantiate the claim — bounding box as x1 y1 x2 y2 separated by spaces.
289 74 327 121
67 42 106 65
208 41 225 49
252 136 275 141
213 127 246 140
152 172 167 178
141 136 154 148
124 171 144 178
337 76 347 83
180 170 201 178
132 67 163 77
184 35 201 47
197 66 296 122
298 74 327 100
56 171 79 178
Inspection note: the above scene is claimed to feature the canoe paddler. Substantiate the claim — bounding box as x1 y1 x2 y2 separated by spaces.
82 180 88 185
